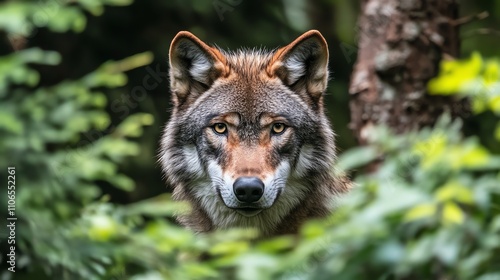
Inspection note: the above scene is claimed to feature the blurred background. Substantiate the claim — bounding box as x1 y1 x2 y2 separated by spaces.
1 1 499 279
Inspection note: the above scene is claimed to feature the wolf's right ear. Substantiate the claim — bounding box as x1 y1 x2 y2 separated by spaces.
169 31 228 107
268 30 329 106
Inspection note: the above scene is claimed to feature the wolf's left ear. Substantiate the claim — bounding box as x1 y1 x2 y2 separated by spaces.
268 30 329 104
169 31 228 108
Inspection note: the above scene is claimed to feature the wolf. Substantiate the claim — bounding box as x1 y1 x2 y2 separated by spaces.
159 30 350 236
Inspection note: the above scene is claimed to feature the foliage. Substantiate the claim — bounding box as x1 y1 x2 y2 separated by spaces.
0 0 132 36
0 48 156 279
428 52 500 142
289 117 500 279
0 0 160 279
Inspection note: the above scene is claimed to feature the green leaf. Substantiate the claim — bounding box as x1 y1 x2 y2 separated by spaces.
483 60 500 84
114 113 154 137
182 263 219 279
404 203 437 222
489 96 500 114
210 241 250 256
0 110 23 134
495 121 500 142
125 194 189 217
87 214 120 241
108 174 135 191
256 236 295 253
459 145 489 168
412 132 447 169
428 52 482 95
337 146 379 170
435 181 474 204
441 202 464 225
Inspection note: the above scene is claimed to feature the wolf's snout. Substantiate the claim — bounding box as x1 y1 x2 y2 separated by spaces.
233 177 264 203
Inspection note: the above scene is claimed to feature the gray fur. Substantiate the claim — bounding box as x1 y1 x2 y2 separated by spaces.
159 30 350 236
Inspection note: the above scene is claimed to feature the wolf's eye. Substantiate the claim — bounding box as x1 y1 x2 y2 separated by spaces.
271 123 286 134
213 123 227 134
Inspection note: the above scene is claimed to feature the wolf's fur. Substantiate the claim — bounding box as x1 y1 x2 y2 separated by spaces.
159 30 350 236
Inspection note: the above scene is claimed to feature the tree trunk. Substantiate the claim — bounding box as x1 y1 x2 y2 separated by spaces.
349 0 468 144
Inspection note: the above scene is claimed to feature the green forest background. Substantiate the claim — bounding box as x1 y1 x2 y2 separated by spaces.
0 0 499 279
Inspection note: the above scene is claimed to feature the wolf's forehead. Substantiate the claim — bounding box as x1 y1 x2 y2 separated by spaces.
205 80 301 117
222 48 275 78
188 49 311 121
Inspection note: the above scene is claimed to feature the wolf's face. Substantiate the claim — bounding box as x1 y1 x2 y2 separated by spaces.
181 74 326 218
160 30 340 233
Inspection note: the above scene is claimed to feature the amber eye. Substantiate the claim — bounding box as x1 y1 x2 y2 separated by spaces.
213 123 227 134
272 123 286 134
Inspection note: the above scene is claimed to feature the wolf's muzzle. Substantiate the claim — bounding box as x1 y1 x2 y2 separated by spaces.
233 176 264 203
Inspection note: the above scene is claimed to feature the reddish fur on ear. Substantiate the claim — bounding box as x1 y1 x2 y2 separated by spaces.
169 31 229 72
267 30 328 75
169 31 230 108
267 30 329 101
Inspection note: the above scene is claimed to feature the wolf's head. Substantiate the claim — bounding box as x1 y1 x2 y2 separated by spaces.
160 30 346 235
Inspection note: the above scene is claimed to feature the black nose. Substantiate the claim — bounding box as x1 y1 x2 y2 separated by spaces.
233 177 264 203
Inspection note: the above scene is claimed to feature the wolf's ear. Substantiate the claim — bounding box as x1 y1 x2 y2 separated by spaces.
169 31 228 107
268 30 329 104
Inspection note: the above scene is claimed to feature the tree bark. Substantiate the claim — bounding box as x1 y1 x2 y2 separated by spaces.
349 0 468 144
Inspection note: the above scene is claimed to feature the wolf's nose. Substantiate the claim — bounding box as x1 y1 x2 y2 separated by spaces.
233 177 264 203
